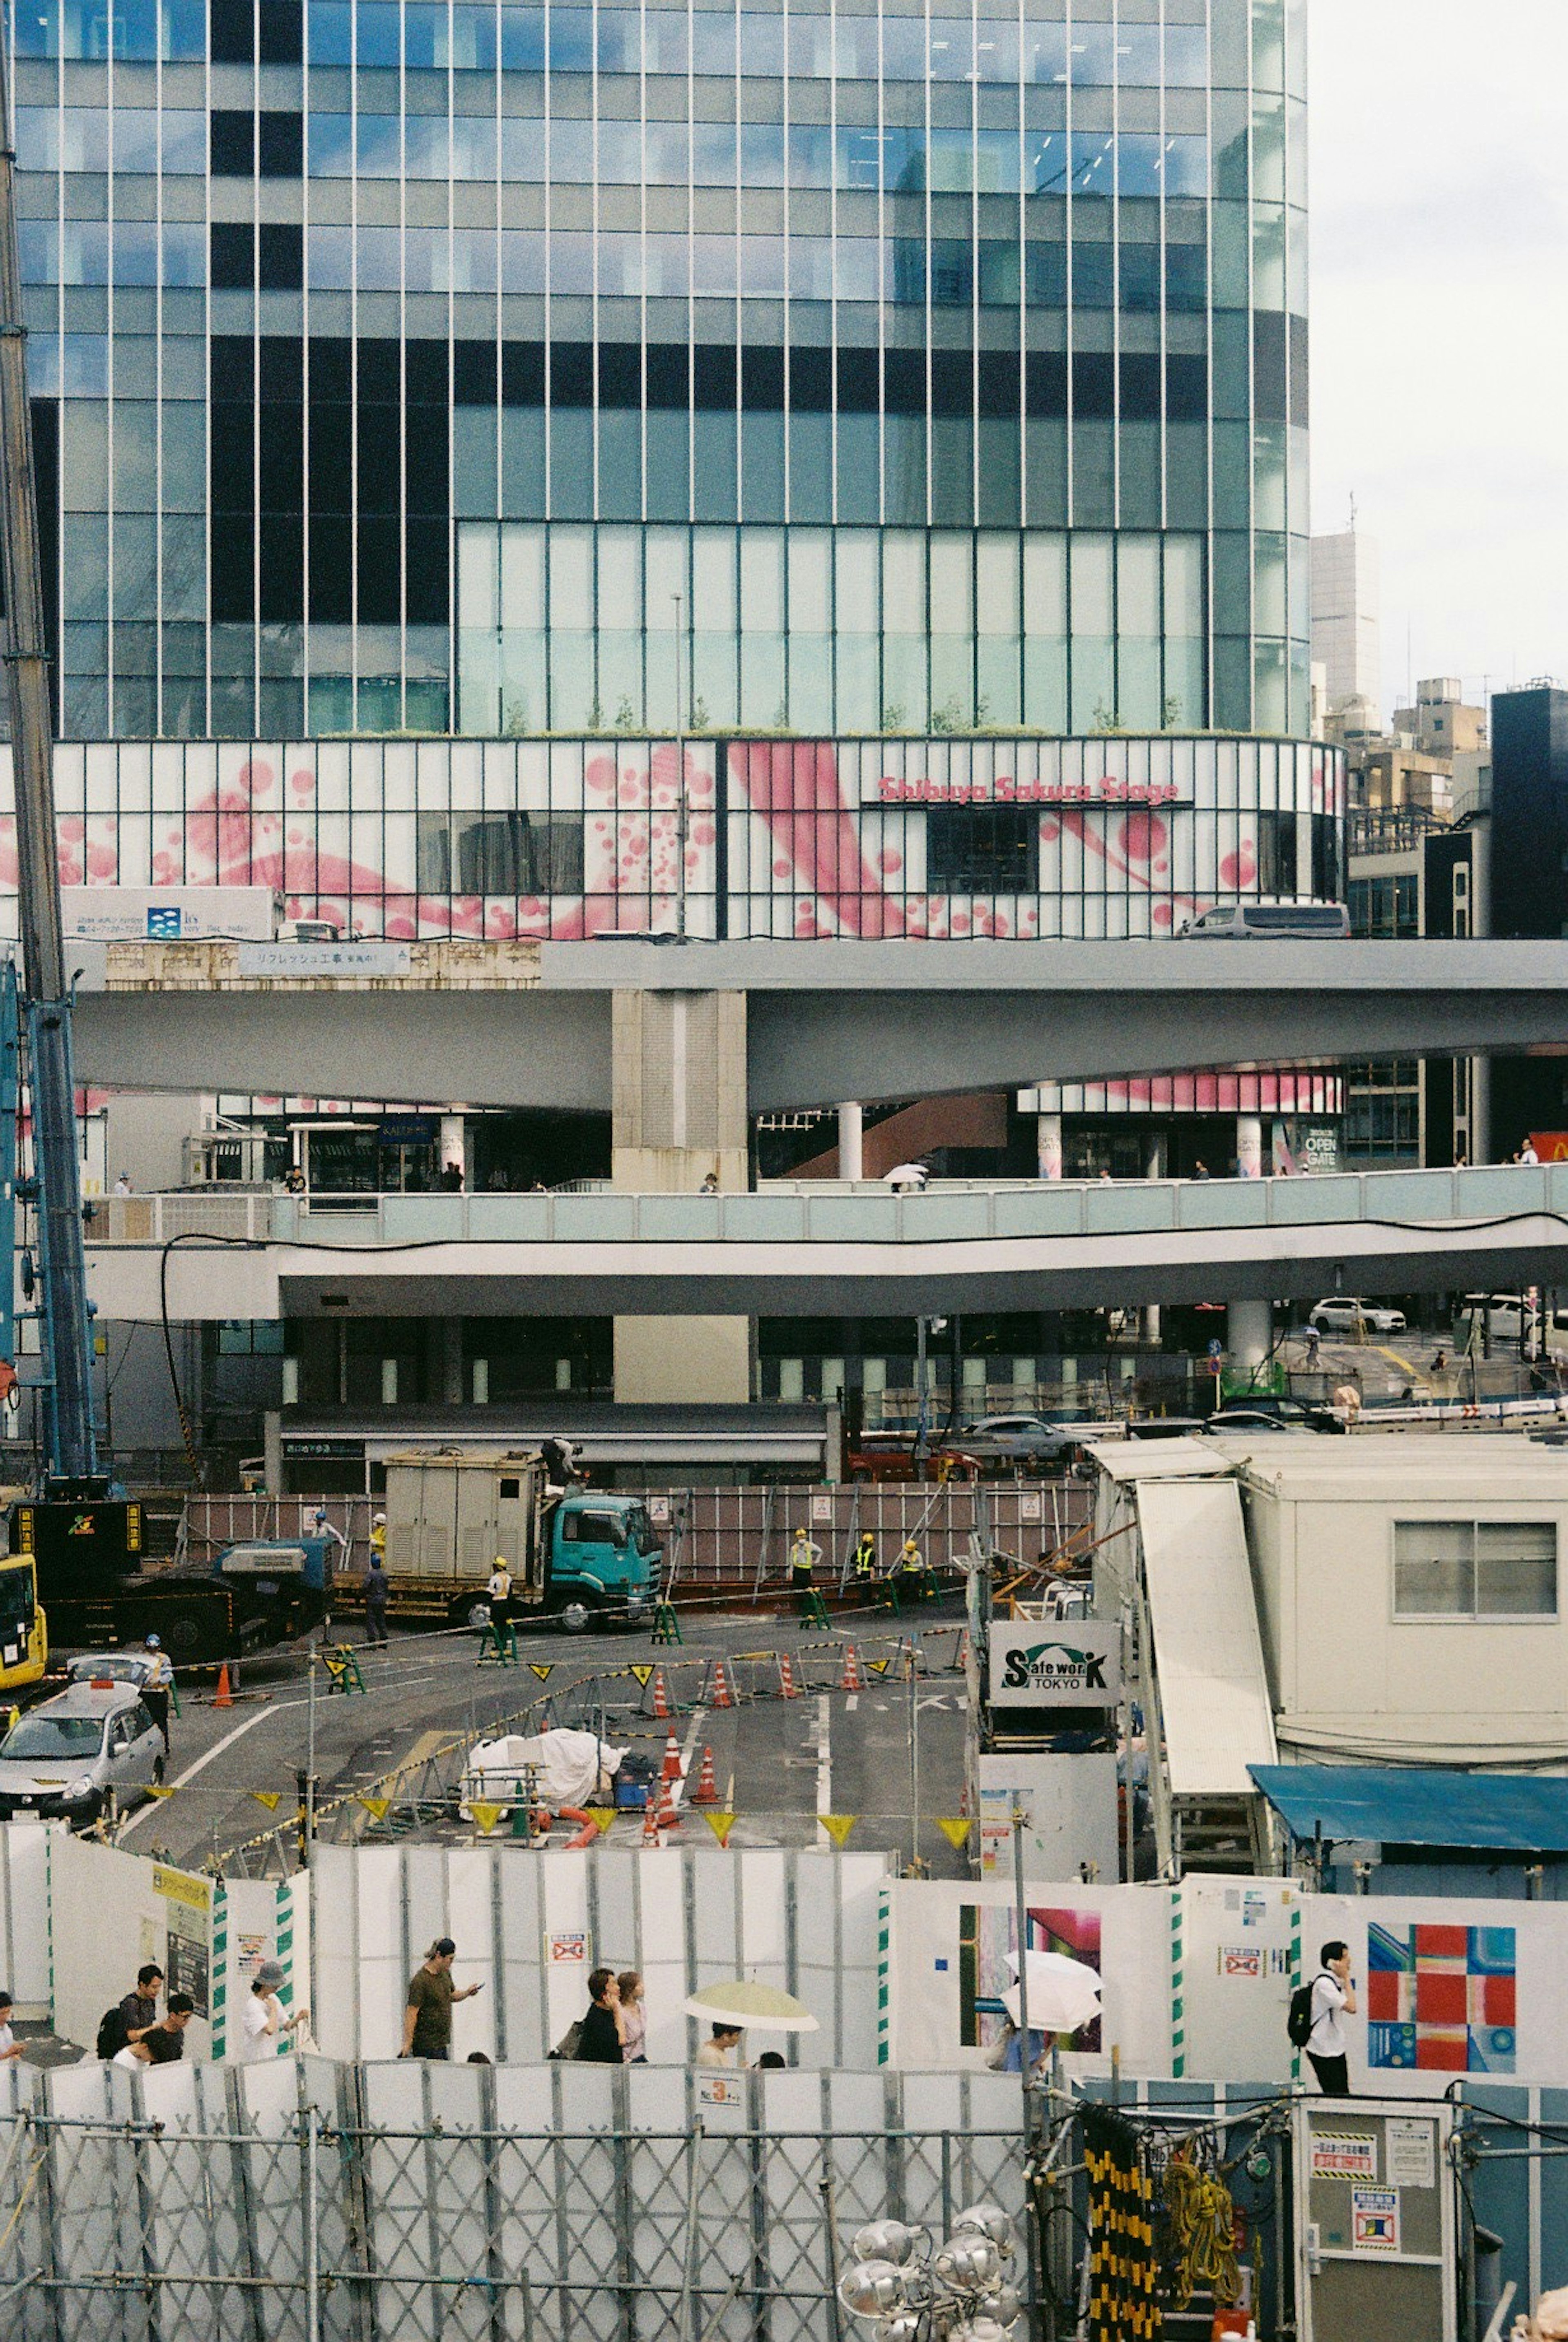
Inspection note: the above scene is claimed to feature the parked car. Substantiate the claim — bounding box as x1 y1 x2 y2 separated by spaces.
63 1651 156 1688
1205 1397 1343 1436
0 1682 165 1824
960 1415 1101 1464
1309 1298 1407 1335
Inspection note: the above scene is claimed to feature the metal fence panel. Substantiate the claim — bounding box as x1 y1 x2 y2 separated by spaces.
0 2063 1027 2342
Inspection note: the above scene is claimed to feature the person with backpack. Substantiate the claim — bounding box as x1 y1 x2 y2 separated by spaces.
1288 1940 1356 2096
98 1963 164 2060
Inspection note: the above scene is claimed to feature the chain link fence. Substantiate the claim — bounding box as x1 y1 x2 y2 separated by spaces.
0 2057 1027 2342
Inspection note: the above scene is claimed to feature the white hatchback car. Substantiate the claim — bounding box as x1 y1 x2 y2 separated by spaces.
1309 1298 1407 1335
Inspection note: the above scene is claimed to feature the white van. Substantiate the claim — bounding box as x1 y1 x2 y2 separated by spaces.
1176 901 1351 939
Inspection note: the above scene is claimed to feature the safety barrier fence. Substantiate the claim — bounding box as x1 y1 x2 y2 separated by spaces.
0 2057 1027 2342
201 1620 973 1879
181 1484 1088 1591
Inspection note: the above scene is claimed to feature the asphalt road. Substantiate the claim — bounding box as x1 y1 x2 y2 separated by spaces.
116 1598 973 1878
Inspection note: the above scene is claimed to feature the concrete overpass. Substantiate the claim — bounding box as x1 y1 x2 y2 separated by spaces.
69 937 1568 1112
84 1161 1568 1320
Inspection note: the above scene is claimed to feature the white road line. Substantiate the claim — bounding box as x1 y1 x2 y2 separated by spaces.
815 1694 832 1844
117 1697 308 1838
671 1705 706 1811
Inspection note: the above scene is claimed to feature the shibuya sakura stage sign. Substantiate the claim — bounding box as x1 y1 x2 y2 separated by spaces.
875 774 1184 807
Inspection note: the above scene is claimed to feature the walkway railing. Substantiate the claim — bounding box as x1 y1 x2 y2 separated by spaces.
82 1158 1568 1248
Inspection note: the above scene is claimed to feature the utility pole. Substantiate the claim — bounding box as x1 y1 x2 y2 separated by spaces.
673 590 687 941
0 30 96 1482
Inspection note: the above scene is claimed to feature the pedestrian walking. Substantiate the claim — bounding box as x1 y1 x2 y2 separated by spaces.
485 1557 512 1638
139 1635 173 1753
0 1991 23 2061
119 1963 164 2048
114 1995 194 2068
242 1961 307 2062
695 2022 744 2070
1304 1941 1356 2097
788 1527 821 1593
113 1171 133 1197
853 1531 877 1582
400 1939 483 2061
1303 1324 1321 1367
617 1971 647 2064
1519 1138 1541 1165
363 1553 390 1645
574 1968 624 2063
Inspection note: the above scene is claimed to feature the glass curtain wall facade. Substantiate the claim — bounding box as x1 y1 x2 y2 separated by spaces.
11 0 1308 742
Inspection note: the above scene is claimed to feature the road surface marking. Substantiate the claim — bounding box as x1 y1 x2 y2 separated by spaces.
670 1706 706 1810
118 1699 305 1837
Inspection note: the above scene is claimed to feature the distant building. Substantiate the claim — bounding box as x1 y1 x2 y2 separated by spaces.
1311 528 1383 734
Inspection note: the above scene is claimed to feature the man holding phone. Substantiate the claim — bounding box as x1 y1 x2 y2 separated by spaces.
401 1939 483 2060
1307 1940 1356 2097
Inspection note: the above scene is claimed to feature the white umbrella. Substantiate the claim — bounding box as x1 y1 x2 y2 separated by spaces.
683 1979 821 2033
1000 1950 1101 2036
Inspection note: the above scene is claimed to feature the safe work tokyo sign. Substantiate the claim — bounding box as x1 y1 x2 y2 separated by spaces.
987 1625 1121 1707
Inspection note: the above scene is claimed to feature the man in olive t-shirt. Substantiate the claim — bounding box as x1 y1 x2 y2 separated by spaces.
400 1939 483 2060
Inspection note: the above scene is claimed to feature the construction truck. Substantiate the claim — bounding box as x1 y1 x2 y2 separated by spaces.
343 1451 663 1635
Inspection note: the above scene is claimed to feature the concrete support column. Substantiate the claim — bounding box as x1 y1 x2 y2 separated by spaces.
439 1110 467 1188
1469 1056 1490 1165
1227 1299 1273 1375
838 1101 864 1182
1037 1112 1063 1179
1236 1114 1263 1179
1143 1134 1166 1181
612 988 751 1403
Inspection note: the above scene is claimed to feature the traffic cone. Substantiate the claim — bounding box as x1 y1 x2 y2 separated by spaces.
840 1643 862 1692
655 1778 682 1832
693 1745 719 1805
214 1663 234 1709
711 1660 734 1709
641 1798 662 1847
652 1667 670 1720
777 1652 800 1700
662 1727 682 1783
957 1629 972 1675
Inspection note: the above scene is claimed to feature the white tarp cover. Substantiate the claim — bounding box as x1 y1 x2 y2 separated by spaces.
1134 1473 1278 1795
468 1727 626 1809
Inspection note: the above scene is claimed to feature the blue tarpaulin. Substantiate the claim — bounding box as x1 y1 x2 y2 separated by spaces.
1248 1764 1568 1853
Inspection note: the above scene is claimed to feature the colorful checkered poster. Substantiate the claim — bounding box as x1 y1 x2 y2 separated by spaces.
1366 1923 1517 2074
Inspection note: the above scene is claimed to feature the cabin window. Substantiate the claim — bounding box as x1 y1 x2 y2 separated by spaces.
1393 1520 1557 1620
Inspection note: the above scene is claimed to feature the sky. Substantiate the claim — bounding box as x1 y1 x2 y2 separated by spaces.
1308 0 1568 717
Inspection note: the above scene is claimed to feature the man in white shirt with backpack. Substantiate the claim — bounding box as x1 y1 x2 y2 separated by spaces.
1305 1939 1356 2097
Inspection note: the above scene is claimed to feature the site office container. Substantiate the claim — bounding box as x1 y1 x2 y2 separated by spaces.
1223 1433 1568 1763
376 1449 551 1626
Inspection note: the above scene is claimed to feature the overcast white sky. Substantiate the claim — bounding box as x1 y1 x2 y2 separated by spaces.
1309 0 1568 715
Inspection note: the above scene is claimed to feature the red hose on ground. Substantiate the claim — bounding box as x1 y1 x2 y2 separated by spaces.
559 1805 600 1849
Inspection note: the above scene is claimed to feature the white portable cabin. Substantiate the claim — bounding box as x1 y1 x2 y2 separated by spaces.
1217 1432 1568 1770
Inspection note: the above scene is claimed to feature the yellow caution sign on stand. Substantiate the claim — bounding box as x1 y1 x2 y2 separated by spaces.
703 1811 737 1847
470 1801 504 1835
818 1814 857 1847
936 1817 971 1850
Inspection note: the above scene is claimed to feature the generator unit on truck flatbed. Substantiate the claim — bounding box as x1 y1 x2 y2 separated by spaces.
360 1450 663 1633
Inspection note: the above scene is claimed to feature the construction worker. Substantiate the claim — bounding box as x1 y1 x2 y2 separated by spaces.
788 1527 821 1594
140 1633 174 1752
853 1530 877 1581
486 1556 512 1639
370 1512 387 1564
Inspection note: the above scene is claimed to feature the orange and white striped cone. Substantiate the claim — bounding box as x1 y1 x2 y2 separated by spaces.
840 1643 862 1693
652 1667 670 1719
956 1629 972 1675
777 1651 800 1700
693 1744 719 1805
661 1726 682 1782
712 1660 734 1709
655 1778 682 1832
641 1798 663 1847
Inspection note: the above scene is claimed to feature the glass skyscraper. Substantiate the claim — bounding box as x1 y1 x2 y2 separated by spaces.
11 0 1308 747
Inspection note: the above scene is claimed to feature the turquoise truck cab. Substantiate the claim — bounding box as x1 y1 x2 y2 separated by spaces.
548 1496 663 1633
